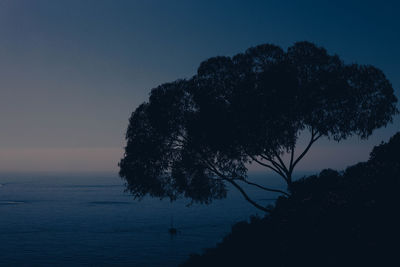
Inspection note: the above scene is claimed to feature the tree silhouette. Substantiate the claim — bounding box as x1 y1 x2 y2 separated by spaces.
119 42 398 212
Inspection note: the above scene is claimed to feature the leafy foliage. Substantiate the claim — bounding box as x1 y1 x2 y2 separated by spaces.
119 42 397 210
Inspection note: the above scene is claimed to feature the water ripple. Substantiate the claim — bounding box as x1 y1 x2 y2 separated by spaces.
0 201 25 205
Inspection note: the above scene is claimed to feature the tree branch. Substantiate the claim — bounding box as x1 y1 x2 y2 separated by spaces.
248 155 286 178
202 158 272 213
239 179 290 197
289 145 295 172
226 179 272 213
260 154 289 178
259 154 290 184
290 131 322 171
273 152 290 175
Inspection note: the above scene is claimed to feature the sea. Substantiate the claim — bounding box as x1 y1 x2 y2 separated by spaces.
0 172 297 266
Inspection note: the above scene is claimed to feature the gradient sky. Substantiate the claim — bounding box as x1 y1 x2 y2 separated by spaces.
0 0 399 173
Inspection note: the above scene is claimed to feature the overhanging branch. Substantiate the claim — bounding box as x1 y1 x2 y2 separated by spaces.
227 179 272 213
202 158 272 213
239 179 290 197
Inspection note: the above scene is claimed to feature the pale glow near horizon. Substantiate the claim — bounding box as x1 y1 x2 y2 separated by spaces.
0 147 123 173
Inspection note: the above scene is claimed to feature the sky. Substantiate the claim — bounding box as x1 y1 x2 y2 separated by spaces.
0 0 399 173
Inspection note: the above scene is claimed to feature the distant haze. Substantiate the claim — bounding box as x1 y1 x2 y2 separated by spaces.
0 0 399 173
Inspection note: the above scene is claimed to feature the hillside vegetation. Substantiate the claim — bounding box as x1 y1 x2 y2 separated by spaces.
182 133 400 266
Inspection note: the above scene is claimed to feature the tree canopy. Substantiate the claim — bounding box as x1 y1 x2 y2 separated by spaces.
119 42 398 212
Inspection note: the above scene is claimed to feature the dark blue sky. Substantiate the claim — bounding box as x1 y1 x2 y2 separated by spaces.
0 0 399 172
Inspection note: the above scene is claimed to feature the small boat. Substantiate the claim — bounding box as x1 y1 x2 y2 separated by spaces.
168 216 178 235
168 227 177 235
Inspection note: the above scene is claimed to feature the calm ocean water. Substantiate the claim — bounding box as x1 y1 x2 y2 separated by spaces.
0 172 292 267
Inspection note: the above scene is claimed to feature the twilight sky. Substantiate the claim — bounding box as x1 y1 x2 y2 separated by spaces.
0 0 399 173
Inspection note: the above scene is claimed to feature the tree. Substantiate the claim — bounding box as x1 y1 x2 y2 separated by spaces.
119 42 398 212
